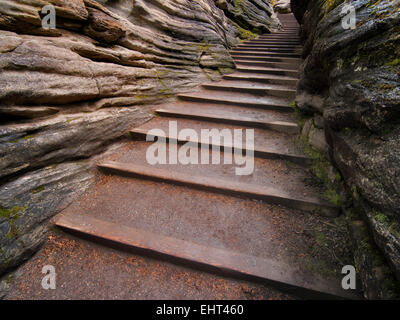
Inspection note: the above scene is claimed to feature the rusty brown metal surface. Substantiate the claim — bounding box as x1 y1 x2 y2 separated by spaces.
98 160 338 216
6 230 295 300
130 118 309 165
154 108 300 134
223 73 298 87
55 213 358 299
178 90 293 112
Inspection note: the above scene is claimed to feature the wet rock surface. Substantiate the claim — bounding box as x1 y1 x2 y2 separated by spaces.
292 0 400 294
274 0 292 14
216 0 279 35
0 0 278 275
0 161 94 275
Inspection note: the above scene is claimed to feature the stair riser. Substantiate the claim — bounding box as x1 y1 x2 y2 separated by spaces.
177 95 293 112
237 68 299 78
222 75 298 87
202 84 296 100
130 131 308 164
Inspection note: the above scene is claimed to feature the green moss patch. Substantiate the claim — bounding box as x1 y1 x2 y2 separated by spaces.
7 219 19 240
232 22 257 40
299 136 343 207
23 135 35 140
30 186 46 195
324 189 342 207
323 0 345 16
387 58 400 66
0 206 26 219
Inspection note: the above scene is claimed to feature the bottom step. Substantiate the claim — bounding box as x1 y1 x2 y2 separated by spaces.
56 213 358 300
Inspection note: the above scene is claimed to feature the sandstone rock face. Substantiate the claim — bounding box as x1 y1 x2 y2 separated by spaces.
0 161 94 275
0 0 278 274
292 0 400 286
274 0 292 14
215 0 279 35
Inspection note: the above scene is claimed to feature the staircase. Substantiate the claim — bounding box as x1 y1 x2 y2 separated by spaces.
55 14 357 299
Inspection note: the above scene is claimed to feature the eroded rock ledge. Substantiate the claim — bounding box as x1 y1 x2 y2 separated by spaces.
0 0 278 275
291 0 400 298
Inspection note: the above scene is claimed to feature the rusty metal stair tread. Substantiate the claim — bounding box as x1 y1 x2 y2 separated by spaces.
233 48 302 54
238 43 301 47
130 116 308 164
223 73 299 86
231 56 302 62
257 37 300 40
130 126 308 165
154 107 298 130
201 80 297 97
243 41 301 45
237 45 302 49
236 66 299 78
97 160 339 216
230 50 302 58
151 100 296 124
234 60 300 71
244 39 301 42
56 212 358 300
177 90 293 111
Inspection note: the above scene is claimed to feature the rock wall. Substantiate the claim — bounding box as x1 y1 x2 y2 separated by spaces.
0 0 278 275
215 0 280 34
291 0 400 297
